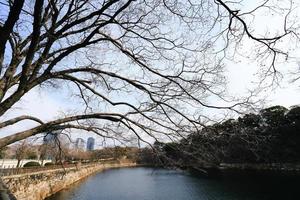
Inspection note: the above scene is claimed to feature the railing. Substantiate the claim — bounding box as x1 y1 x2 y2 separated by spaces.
0 159 119 177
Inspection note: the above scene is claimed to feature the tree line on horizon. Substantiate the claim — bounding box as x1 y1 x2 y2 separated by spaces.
154 105 300 167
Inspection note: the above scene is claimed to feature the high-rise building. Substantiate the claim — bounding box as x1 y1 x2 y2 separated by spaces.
42 132 58 160
43 132 56 145
86 137 95 151
75 138 85 150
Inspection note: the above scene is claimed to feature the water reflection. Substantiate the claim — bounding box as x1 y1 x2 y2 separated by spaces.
47 167 300 200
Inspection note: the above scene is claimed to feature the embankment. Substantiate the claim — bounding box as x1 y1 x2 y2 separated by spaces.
1 162 136 200
188 163 300 177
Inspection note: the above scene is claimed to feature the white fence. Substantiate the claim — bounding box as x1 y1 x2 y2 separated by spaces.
0 159 52 168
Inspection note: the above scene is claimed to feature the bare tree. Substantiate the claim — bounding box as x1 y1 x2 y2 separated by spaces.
11 140 30 167
0 0 297 149
39 132 72 163
38 143 49 165
213 0 299 85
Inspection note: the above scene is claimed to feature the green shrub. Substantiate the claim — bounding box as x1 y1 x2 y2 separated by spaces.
23 161 41 167
44 162 54 166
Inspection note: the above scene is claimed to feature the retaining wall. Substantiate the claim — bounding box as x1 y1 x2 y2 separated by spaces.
1 162 136 200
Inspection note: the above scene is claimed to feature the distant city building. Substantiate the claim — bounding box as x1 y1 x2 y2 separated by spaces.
75 138 85 150
43 132 56 145
42 132 58 160
86 137 95 151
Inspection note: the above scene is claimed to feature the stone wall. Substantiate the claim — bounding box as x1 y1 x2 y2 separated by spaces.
219 163 300 172
1 162 136 200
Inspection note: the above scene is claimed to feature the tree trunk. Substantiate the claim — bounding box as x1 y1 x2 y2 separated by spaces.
16 159 21 168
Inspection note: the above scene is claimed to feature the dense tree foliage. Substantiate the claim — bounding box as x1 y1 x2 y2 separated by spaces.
157 105 300 166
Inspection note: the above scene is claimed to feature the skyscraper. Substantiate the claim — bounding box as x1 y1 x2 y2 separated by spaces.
42 132 58 160
86 137 95 151
43 132 56 145
75 138 85 150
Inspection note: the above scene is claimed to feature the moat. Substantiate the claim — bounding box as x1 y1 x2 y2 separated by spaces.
46 167 299 200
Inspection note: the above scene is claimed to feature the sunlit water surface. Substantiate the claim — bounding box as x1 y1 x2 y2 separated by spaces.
46 167 299 200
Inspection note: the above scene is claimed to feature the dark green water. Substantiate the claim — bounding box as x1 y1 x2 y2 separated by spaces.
46 167 299 200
